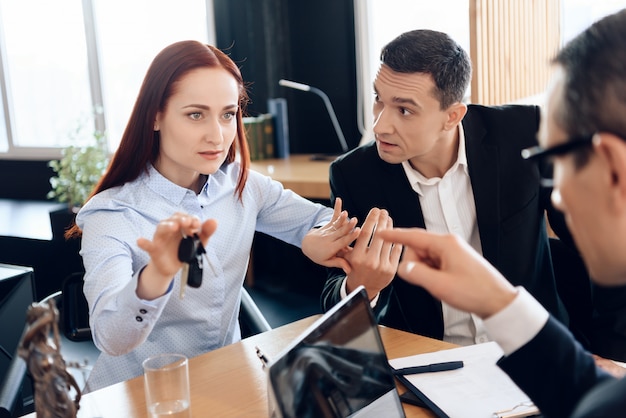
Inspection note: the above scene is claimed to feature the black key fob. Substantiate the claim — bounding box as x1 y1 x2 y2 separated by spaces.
178 235 198 262
187 255 203 288
178 234 204 288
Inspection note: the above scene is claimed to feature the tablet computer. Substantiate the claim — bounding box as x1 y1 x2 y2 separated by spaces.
267 286 405 417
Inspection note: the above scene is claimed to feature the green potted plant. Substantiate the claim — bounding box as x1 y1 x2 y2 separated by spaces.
47 124 109 240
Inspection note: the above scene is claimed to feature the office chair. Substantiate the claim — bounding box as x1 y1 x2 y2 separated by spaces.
60 273 92 342
53 273 274 380
59 270 272 341
240 287 272 338
59 271 272 339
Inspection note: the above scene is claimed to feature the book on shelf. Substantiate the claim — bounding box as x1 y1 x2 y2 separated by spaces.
243 113 275 161
267 98 289 158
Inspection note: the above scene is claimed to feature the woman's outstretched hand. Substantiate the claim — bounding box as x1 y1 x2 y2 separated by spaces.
301 197 360 274
136 213 217 300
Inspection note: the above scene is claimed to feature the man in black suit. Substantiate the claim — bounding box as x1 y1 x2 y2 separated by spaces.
379 9 626 417
321 29 568 345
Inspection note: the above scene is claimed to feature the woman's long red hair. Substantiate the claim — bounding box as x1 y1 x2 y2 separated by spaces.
66 41 250 239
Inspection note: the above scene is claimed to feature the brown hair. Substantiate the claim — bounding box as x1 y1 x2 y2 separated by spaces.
66 41 250 238
380 29 471 109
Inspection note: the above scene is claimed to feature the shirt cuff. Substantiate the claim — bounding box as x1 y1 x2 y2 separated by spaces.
483 287 549 356
340 278 380 307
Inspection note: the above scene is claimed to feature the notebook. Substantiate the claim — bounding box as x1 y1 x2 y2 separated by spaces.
266 286 405 418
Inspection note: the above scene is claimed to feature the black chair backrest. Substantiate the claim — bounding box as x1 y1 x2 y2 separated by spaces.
61 272 92 342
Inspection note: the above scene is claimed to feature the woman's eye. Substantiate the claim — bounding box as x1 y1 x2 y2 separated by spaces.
223 112 236 121
189 112 202 121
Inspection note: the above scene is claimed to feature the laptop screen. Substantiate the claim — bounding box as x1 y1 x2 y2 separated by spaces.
267 286 405 418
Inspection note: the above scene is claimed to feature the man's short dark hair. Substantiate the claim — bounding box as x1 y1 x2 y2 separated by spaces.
380 29 471 109
554 9 626 145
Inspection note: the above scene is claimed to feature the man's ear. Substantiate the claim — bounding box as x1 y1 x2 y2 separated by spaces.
595 133 626 207
443 102 467 131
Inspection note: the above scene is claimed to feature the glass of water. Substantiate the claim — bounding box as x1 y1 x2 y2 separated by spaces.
143 353 191 417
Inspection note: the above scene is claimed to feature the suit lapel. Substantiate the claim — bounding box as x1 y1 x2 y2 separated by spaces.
463 108 500 265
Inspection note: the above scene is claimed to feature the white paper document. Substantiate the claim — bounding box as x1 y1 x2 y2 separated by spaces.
389 341 540 418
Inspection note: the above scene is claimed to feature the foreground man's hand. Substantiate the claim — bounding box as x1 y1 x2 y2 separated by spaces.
378 228 517 319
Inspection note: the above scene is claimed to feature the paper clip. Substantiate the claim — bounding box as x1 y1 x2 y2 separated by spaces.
492 401 540 418
255 346 271 368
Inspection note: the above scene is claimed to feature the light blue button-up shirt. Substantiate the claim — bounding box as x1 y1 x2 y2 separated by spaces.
77 162 333 391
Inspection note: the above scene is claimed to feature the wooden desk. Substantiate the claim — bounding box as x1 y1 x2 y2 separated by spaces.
28 316 455 417
250 154 332 200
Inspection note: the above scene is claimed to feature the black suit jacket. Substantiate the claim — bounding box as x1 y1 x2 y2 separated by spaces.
499 317 623 418
322 104 568 339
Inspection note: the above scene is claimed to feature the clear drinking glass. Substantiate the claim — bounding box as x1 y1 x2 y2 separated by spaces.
142 353 191 418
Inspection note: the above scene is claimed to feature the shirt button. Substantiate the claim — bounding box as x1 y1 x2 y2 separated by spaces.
135 316 143 322
139 309 147 314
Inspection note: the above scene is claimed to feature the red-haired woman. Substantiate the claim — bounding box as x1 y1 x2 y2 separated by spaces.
70 41 359 392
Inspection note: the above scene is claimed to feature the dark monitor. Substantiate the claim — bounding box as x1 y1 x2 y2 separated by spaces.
0 264 36 415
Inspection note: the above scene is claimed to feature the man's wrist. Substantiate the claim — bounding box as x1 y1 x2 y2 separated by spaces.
483 287 549 355
340 277 380 307
480 288 518 319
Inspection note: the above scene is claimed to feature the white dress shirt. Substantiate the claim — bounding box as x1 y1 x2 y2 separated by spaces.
401 124 490 346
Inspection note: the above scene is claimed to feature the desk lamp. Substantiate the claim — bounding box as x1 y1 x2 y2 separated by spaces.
278 79 349 159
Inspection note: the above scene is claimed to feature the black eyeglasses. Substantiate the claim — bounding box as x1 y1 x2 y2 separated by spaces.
521 134 594 161
521 134 594 187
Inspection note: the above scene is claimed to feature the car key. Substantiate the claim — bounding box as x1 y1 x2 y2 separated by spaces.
179 262 189 299
178 234 198 298
187 252 203 288
178 234 204 297
178 234 198 263
185 234 204 288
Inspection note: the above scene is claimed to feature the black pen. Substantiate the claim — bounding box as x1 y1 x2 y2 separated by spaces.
392 360 464 375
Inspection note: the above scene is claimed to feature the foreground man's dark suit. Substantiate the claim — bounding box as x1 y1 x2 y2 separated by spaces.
322 104 569 338
499 317 624 417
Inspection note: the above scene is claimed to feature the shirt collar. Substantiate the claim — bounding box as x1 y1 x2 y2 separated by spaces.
401 123 468 196
142 163 223 205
